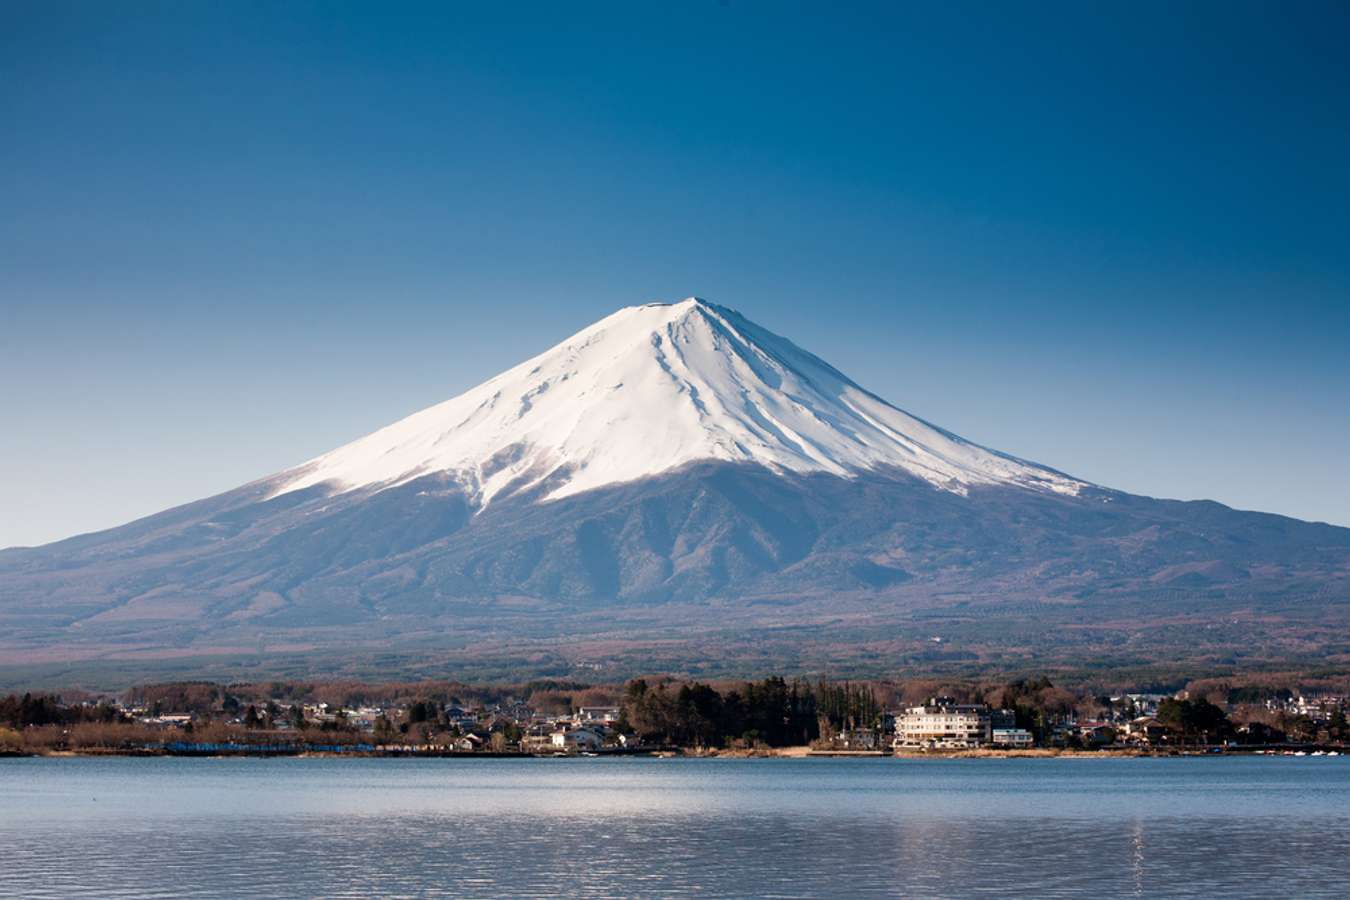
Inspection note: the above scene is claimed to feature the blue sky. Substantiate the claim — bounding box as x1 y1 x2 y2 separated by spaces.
3 1 1348 547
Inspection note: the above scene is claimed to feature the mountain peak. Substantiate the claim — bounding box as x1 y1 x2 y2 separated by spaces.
594 295 735 335
272 298 1084 506
643 295 712 308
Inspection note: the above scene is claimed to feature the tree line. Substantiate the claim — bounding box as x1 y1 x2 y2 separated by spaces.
620 677 884 748
0 693 126 728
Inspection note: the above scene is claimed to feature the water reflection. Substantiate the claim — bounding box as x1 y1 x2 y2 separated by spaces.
1130 818 1146 897
2 757 1347 898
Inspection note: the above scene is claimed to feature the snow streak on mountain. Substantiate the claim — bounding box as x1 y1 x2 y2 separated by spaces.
275 298 1083 507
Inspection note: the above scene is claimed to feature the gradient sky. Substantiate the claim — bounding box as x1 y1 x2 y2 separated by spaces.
3 1 1348 548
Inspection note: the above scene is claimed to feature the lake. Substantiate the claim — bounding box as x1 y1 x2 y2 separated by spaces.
1 756 1347 897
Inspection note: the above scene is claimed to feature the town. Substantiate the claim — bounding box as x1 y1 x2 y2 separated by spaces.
2 675 1347 757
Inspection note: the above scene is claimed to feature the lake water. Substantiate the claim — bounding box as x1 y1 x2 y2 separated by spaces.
1 756 1348 898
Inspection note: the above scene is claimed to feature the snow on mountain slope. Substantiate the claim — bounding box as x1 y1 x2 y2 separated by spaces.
273 298 1084 506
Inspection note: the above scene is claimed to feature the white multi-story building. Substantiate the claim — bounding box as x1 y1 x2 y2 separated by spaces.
991 728 1035 748
895 699 993 749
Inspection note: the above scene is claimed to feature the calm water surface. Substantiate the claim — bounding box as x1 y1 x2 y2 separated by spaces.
1 756 1348 898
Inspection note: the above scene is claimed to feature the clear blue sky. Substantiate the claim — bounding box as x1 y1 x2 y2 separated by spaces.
3 1 1348 548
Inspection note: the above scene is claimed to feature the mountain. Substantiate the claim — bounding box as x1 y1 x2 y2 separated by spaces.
274 298 1082 506
1 298 1347 688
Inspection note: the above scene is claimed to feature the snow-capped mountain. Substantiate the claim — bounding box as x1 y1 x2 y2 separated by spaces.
275 298 1082 506
1 298 1347 685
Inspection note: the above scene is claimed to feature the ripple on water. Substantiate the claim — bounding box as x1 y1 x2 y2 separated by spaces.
2 757 1348 898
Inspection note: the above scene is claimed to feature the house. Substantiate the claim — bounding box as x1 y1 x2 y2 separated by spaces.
448 712 481 732
577 707 620 724
501 702 534 723
991 728 1035 748
521 726 556 753
1077 722 1117 746
1117 693 1168 718
348 707 384 731
551 728 604 751
452 733 485 752
1122 717 1168 744
838 729 882 750
143 713 193 727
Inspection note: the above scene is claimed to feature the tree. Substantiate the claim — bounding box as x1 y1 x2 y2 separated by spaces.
290 704 308 731
675 683 723 747
374 714 396 744
623 680 677 745
1158 698 1231 744
1329 708 1347 743
815 681 880 733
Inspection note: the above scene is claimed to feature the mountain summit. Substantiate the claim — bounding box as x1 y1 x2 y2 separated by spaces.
1 298 1346 686
276 298 1081 506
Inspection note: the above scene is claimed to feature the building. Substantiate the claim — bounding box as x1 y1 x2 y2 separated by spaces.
140 713 193 727
577 707 620 724
521 724 556 753
895 698 994 749
991 728 1034 748
1118 693 1169 717
448 711 480 732
837 729 883 750
1122 717 1168 745
1076 722 1118 746
451 734 485 752
551 727 604 752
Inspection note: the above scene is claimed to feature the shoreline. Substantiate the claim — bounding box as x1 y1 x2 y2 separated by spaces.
4 745 1342 760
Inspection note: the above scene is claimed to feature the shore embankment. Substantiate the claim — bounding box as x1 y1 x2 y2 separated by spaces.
3 743 1344 759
